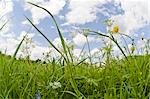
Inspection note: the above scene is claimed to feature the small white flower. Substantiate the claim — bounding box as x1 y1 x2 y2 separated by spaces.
49 82 53 86
49 81 62 89
53 82 62 88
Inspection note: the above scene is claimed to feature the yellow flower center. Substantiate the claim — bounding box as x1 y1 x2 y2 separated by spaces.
112 25 119 33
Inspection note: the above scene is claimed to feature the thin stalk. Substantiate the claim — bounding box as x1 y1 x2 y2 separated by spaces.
109 33 129 61
120 35 131 56
13 34 27 59
77 43 86 62
66 45 74 63
25 16 67 63
28 2 69 63
86 37 92 65
0 20 8 31
89 30 129 61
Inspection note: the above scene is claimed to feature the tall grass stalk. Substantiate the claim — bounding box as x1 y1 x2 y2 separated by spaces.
27 2 70 63
26 2 83 97
89 30 129 61
0 20 8 31
86 37 92 65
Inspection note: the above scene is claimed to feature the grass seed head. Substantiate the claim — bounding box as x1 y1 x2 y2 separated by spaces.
130 46 135 54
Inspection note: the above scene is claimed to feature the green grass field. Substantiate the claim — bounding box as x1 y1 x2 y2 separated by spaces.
0 2 150 99
0 52 150 99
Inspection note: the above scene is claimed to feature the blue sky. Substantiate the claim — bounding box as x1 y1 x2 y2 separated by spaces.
0 0 150 60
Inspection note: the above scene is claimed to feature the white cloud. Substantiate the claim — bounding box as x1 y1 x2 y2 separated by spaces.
73 33 86 46
0 0 13 35
111 0 150 35
52 37 71 48
25 0 66 24
58 15 65 20
0 36 18 55
73 33 94 47
0 0 13 17
17 31 35 40
65 0 106 25
30 45 48 60
73 48 82 57
0 0 16 55
91 48 99 56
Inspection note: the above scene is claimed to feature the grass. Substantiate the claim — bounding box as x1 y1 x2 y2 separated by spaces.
0 53 150 99
0 2 150 99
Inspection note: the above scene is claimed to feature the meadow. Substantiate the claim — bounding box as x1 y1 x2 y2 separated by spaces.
0 2 150 99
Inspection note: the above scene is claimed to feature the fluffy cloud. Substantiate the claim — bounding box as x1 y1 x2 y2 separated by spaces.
0 1 11 54
73 48 82 57
110 0 150 35
0 0 15 54
17 31 35 40
0 36 18 55
0 0 13 17
30 46 48 60
65 0 106 25
73 33 86 46
73 33 94 47
0 0 13 34
25 0 66 24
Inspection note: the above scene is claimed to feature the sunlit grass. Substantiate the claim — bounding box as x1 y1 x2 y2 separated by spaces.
0 52 150 98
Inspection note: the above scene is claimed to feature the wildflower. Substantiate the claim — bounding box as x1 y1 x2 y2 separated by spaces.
105 19 113 27
49 81 62 89
83 29 90 37
111 25 119 34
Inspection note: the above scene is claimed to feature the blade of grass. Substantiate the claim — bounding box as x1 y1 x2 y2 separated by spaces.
77 43 86 62
89 30 129 61
119 33 133 41
66 45 74 63
0 20 8 31
61 91 79 98
28 2 69 63
27 3 82 97
13 34 27 59
22 74 34 97
109 33 128 61
75 58 87 66
86 37 92 65
25 16 67 63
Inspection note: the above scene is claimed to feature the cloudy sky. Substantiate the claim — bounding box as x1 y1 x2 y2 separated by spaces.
0 0 150 60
